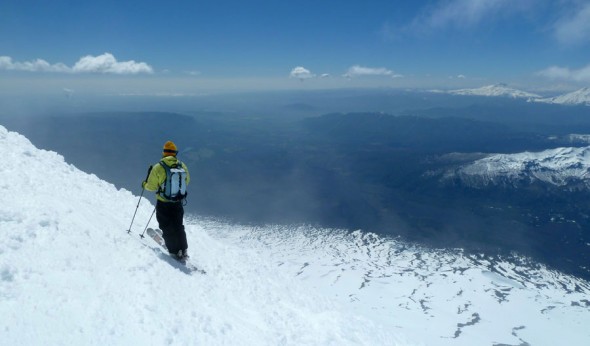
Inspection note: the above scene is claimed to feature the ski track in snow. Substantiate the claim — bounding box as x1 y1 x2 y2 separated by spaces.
1 124 589 345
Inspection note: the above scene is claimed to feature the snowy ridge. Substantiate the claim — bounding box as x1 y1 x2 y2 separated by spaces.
0 125 401 345
446 84 541 99
445 146 590 188
1 124 589 345
535 87 590 106
434 84 590 105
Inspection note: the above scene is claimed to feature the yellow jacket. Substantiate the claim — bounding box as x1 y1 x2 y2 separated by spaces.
144 156 190 202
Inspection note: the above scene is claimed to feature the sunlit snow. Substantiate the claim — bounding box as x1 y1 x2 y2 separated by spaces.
536 87 590 106
446 84 541 99
448 146 590 188
1 125 589 345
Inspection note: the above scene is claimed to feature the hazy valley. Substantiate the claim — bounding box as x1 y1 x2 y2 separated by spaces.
2 89 589 280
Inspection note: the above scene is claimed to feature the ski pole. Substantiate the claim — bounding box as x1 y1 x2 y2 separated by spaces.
139 206 156 239
128 166 154 234
127 188 145 234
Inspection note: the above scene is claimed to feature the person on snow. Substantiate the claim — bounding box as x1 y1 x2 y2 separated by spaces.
143 141 190 260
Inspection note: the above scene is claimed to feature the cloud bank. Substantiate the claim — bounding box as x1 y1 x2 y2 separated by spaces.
289 65 402 81
554 3 590 45
408 0 589 47
411 0 525 30
537 64 590 82
0 53 153 74
0 56 69 72
343 65 402 78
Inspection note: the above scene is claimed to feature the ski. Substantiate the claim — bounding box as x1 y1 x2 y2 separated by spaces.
146 228 206 275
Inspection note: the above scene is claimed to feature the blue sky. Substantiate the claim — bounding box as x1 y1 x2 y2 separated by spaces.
1 0 590 94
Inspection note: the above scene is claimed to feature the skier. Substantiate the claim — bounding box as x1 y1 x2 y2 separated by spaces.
142 141 191 260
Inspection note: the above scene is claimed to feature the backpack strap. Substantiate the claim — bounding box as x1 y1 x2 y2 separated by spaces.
159 159 182 170
157 160 171 195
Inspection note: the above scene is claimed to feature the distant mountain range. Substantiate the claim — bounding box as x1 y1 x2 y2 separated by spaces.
437 84 590 106
443 146 590 189
535 87 590 106
445 83 541 99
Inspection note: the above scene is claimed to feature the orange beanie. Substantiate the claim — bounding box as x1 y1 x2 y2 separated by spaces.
163 141 178 156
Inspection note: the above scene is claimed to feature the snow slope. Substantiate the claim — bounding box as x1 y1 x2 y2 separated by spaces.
535 87 590 106
445 146 590 188
446 84 541 99
1 125 589 345
0 125 400 345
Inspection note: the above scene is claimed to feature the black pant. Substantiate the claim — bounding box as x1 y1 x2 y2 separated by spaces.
156 200 187 254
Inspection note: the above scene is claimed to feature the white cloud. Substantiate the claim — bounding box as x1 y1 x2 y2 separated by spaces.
554 3 590 45
411 0 531 31
343 65 400 78
0 56 69 72
537 66 572 79
185 70 201 76
320 73 330 78
537 64 590 82
289 66 315 80
0 53 153 74
407 1 589 45
72 53 153 74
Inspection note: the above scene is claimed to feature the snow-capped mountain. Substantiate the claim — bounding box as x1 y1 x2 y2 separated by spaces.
446 84 541 99
1 124 589 345
535 87 590 106
565 134 590 145
444 146 590 189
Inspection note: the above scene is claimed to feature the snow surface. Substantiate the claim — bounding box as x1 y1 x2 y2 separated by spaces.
434 84 590 105
1 125 590 345
445 84 541 99
446 146 590 188
563 134 590 145
535 87 590 106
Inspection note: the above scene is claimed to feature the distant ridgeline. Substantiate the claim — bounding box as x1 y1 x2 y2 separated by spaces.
1 103 590 280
